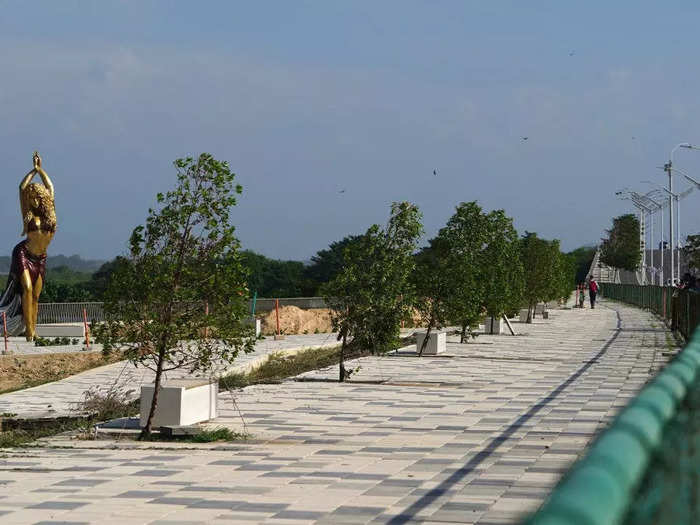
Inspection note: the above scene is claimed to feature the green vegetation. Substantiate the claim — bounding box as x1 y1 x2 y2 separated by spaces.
324 202 423 381
34 336 80 347
567 245 597 283
219 345 366 388
601 213 641 271
684 233 700 272
95 153 255 437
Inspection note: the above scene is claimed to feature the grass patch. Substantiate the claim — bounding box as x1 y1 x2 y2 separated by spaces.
0 351 125 395
0 418 94 447
220 343 371 389
139 426 248 443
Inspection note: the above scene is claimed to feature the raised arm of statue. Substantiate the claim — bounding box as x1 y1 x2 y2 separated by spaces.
33 154 54 198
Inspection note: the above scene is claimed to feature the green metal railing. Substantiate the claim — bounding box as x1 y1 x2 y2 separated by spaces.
600 283 699 340
523 323 700 524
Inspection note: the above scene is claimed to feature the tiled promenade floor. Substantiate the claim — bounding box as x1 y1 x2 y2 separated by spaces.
0 299 676 524
0 333 341 419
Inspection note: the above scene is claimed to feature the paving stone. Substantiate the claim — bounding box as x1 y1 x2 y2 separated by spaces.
0 300 676 524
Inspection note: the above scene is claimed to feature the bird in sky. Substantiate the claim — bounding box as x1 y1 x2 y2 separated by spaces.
433 169 437 176
521 136 528 141
339 189 346 194
569 50 575 56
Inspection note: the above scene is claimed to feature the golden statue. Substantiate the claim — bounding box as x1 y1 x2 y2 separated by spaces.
0 152 56 340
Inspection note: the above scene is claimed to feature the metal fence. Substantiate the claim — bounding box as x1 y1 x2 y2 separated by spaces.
601 283 699 340
36 297 329 323
37 302 104 324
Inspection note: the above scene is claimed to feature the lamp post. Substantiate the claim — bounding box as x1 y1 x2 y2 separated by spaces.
616 189 654 284
665 142 699 284
637 189 666 285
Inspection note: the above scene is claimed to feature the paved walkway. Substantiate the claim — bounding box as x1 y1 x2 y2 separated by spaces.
0 333 341 419
0 299 676 524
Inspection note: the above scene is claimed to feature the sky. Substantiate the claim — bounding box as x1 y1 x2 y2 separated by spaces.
1 1 700 261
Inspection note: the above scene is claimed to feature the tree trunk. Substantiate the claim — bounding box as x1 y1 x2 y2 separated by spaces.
460 321 468 343
141 346 166 439
526 302 533 324
339 331 346 382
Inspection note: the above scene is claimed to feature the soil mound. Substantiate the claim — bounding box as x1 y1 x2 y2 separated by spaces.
260 306 333 335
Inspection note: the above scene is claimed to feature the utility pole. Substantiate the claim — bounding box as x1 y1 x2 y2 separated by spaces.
664 161 674 285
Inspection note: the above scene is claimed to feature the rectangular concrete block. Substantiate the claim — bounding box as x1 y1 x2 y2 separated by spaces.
519 309 529 323
484 317 503 335
535 303 546 315
36 324 85 338
140 379 217 428
415 330 446 354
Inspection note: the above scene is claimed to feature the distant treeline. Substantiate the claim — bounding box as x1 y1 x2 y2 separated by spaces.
24 241 596 303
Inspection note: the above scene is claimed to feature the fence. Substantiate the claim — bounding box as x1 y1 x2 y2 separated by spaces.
600 283 699 340
37 302 104 324
524 322 700 525
36 297 329 323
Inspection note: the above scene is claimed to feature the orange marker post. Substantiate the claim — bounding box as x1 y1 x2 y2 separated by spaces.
83 308 90 349
275 299 280 336
2 311 7 355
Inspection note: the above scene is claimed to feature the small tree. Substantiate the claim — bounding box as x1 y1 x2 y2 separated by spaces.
412 237 452 355
601 214 641 271
481 210 523 331
96 154 254 437
324 202 422 380
440 202 488 342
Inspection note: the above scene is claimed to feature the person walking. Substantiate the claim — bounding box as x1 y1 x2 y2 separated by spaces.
578 283 585 308
589 278 599 309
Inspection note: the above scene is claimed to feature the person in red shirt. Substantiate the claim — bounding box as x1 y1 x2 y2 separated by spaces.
589 278 599 309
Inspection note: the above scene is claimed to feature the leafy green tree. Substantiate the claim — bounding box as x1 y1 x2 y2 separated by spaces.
684 234 700 273
520 232 550 322
95 154 254 437
601 214 641 271
241 251 311 297
567 245 597 284
304 235 362 294
481 210 523 330
412 237 452 354
324 202 422 380
440 202 488 342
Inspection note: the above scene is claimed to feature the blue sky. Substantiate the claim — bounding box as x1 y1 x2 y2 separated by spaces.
1 1 699 260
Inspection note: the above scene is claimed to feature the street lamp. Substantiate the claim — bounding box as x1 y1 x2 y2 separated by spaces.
616 189 655 284
664 142 699 284
639 185 668 285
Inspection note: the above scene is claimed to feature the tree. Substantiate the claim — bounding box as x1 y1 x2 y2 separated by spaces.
324 202 422 380
95 154 254 437
601 214 641 271
481 210 523 330
412 237 452 355
438 202 488 343
240 251 311 297
304 235 363 294
567 245 597 284
684 234 700 273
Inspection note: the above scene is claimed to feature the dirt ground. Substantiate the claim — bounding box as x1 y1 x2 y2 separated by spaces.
0 352 123 395
259 306 333 335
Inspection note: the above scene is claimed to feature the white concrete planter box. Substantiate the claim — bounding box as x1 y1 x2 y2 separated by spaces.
36 324 85 338
519 309 529 323
484 317 503 334
140 379 218 428
535 304 547 315
415 330 446 355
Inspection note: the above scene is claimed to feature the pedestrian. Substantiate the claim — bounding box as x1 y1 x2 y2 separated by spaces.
578 283 585 308
589 278 599 309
